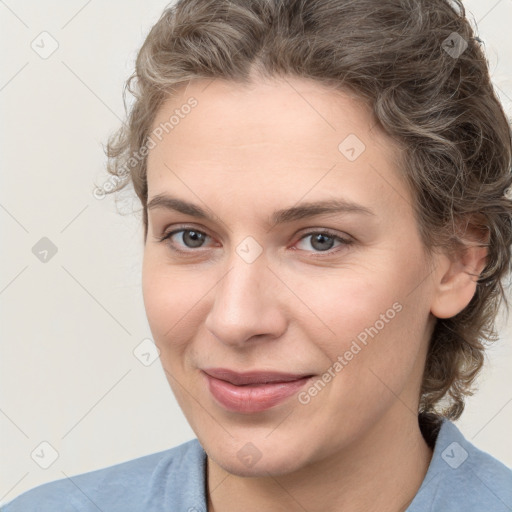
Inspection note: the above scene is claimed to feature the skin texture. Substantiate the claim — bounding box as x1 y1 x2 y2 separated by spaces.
142 76 487 512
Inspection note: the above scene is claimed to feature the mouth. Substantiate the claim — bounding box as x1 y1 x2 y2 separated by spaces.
202 368 314 413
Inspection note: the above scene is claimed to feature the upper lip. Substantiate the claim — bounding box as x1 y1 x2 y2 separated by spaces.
202 368 313 385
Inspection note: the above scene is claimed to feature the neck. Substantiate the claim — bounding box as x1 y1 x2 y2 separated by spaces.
206 408 433 512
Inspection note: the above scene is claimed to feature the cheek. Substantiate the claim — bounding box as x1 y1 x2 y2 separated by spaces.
300 265 403 350
301 259 428 390
297 299 425 443
141 254 204 355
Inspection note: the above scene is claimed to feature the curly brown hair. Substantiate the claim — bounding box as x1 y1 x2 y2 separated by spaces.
99 0 512 420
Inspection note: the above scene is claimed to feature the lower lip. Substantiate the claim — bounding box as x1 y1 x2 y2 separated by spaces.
203 373 312 413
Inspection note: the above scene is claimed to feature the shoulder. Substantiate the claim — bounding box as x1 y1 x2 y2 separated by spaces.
1 439 207 512
409 419 512 512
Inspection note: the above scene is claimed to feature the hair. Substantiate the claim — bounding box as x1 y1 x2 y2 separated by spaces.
101 0 512 420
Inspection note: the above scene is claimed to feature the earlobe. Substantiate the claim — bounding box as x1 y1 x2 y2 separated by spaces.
430 242 488 319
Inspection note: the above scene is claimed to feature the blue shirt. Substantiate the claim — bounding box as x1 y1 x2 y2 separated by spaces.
2 419 511 511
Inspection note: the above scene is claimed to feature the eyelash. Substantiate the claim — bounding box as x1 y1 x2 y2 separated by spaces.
157 225 353 258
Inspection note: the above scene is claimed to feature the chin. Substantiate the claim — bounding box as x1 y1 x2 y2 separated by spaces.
206 440 309 478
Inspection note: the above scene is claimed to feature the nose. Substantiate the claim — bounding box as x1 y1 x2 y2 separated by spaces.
204 256 287 348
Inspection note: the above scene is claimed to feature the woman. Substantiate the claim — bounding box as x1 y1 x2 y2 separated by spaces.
4 0 512 510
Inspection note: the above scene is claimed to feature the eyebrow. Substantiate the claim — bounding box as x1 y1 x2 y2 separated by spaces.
147 193 375 226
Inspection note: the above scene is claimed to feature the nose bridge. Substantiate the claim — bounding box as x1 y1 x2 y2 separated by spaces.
205 248 285 345
223 257 265 309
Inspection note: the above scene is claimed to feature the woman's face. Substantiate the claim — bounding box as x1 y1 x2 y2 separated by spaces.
142 77 438 476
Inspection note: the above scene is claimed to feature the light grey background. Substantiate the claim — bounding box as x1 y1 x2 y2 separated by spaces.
1 0 511 504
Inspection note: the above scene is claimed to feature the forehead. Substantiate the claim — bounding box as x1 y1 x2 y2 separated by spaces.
149 76 385 155
146 77 410 221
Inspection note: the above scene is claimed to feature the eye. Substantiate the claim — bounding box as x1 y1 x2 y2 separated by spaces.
294 230 353 255
158 227 213 252
157 226 353 257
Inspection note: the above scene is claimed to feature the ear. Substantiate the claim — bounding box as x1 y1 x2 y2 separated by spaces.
430 222 489 319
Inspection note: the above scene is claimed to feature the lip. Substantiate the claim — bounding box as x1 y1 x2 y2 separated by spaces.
202 368 313 413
